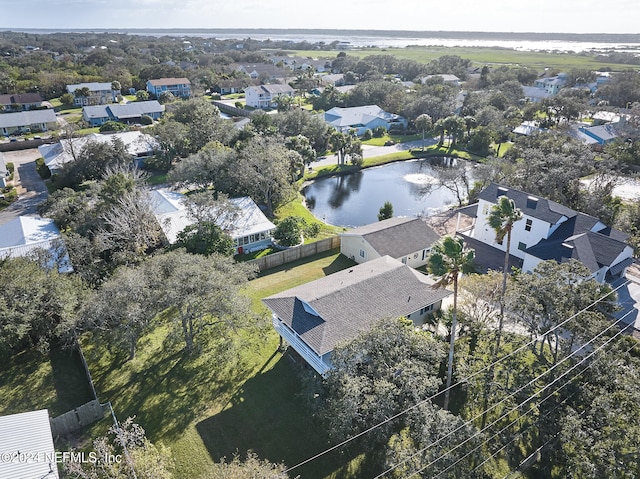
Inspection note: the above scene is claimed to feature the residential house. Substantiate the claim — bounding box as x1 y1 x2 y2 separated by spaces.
324 105 408 136
533 73 567 96
82 100 165 126
146 78 191 99
513 121 546 136
0 215 72 272
211 79 247 95
66 82 119 106
0 93 45 112
319 74 345 87
149 188 275 254
38 131 158 174
420 74 462 86
340 217 440 268
577 124 619 147
0 409 59 479
244 84 295 109
460 183 633 283
238 63 289 81
263 255 452 375
522 85 552 103
0 109 58 136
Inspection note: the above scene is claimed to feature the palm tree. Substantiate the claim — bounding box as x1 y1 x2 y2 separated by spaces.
434 119 446 147
415 113 433 151
427 235 476 410
487 195 523 354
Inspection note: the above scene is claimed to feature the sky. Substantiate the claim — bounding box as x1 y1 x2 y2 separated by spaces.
1 0 639 34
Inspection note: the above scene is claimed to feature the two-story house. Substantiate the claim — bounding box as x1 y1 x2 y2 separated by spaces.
461 183 633 284
146 78 191 99
66 82 119 106
244 84 295 109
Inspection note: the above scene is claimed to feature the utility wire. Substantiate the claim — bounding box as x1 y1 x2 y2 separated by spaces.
377 309 632 479
284 279 629 474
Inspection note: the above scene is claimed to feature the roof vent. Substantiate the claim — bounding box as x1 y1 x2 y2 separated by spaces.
497 186 508 197
527 196 539 209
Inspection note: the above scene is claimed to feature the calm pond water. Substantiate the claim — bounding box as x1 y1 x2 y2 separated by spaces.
303 158 469 228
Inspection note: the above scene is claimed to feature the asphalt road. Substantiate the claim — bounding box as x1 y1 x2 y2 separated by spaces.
0 148 48 226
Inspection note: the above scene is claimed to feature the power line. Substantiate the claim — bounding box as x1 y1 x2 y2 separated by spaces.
284 279 629 474
437 333 638 479
378 310 632 479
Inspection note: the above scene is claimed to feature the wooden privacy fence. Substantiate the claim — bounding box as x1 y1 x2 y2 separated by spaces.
248 236 341 272
50 399 107 437
212 101 254 118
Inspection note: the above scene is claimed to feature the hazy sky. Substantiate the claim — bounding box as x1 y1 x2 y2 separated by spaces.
2 0 639 34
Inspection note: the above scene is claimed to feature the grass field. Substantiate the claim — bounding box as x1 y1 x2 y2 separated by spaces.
81 249 361 479
292 46 640 71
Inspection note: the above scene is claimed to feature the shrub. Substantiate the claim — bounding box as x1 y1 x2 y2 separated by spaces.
362 129 373 140
274 216 304 247
235 101 244 109
372 126 387 138
99 121 128 132
35 158 51 179
0 186 17 207
6 162 14 180
304 222 321 238
140 115 154 126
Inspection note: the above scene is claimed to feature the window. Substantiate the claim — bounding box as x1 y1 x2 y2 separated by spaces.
525 219 533 232
401 256 407 264
359 249 365 258
422 248 430 261
420 304 434 315
518 242 527 251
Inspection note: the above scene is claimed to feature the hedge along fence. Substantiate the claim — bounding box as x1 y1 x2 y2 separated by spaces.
248 236 341 272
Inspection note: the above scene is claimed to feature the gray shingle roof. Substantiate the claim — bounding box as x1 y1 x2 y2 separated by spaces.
342 217 440 259
477 182 576 224
0 109 57 129
262 256 451 355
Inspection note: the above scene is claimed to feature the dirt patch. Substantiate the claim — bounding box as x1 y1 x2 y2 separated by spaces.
424 209 473 237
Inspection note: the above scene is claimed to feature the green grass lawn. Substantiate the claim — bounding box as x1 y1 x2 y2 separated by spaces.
82 249 359 479
0 346 95 418
293 46 640 72
274 193 344 239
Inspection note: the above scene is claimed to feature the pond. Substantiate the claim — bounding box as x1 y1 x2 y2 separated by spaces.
302 158 471 228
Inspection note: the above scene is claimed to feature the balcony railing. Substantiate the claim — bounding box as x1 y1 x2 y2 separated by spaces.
272 315 329 375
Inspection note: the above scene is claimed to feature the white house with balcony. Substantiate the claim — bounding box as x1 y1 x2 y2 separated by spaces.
262 255 451 375
461 183 633 284
244 84 295 109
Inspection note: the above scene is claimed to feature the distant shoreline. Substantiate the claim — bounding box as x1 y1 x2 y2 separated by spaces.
4 28 640 43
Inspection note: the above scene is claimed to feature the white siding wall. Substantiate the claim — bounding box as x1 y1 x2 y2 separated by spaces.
340 236 381 264
473 199 553 260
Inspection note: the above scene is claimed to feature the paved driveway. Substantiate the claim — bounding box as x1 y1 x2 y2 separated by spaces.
0 148 48 226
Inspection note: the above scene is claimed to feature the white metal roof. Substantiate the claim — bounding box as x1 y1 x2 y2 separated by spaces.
0 216 72 272
150 189 275 244
0 409 59 479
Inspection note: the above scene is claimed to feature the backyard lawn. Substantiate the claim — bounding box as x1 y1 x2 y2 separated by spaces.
82 248 362 479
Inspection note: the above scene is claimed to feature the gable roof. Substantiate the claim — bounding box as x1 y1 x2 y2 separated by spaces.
38 131 158 172
0 93 43 105
147 77 191 86
0 409 59 479
149 189 275 244
477 182 576 224
324 105 405 129
0 215 72 272
245 84 295 96
342 217 440 258
580 124 619 143
525 213 630 272
0 109 57 129
84 101 164 120
263 255 451 356
66 82 113 93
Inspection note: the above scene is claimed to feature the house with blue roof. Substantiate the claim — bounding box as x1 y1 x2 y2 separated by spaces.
461 183 633 284
324 105 407 136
